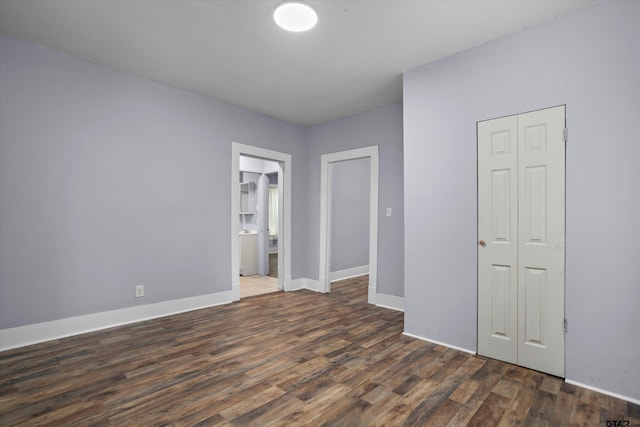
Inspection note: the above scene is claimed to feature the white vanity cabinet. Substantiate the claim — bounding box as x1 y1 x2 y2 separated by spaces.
239 232 258 276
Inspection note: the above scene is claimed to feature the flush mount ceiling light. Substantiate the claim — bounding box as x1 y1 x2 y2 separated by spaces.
273 1 318 32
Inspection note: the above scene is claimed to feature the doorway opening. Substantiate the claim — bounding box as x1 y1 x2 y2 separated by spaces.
238 156 278 297
318 146 379 304
231 143 292 301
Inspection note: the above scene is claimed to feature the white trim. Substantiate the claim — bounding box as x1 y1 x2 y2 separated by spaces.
290 278 306 291
565 379 640 406
290 278 322 292
0 291 233 352
376 293 405 312
319 146 379 304
232 143 292 296
329 265 369 282
403 332 477 355
368 285 377 305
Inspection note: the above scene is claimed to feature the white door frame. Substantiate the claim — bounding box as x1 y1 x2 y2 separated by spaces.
231 143 292 300
319 146 378 304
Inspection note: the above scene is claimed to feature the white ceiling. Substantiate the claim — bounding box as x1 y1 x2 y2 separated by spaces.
0 0 594 126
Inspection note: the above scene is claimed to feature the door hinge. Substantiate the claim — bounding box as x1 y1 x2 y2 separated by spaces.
563 128 568 142
564 318 568 334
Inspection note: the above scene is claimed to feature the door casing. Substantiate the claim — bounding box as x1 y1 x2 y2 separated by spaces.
319 146 379 304
231 143 291 299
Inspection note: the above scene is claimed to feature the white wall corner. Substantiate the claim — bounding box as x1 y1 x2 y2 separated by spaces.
289 278 306 291
305 278 324 293
0 291 234 352
289 278 323 293
376 293 404 312
329 265 369 282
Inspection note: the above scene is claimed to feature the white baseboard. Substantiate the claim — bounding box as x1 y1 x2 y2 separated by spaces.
289 279 305 291
0 290 234 352
289 277 306 291
403 332 476 355
565 379 640 405
368 285 376 305
290 277 323 293
376 293 404 312
306 278 322 292
329 265 369 282
232 282 240 301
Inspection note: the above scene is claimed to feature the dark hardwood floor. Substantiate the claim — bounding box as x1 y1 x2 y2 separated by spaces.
1 275 638 426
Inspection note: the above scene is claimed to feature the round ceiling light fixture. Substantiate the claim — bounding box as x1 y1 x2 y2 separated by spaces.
273 1 318 32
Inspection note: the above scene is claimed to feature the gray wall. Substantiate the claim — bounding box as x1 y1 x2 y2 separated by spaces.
403 0 639 399
307 103 404 297
330 157 370 272
0 34 307 329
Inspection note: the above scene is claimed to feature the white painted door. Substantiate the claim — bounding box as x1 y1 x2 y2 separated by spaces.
477 115 519 365
478 106 565 377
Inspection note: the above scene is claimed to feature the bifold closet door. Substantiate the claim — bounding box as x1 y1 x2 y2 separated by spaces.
477 115 519 365
478 106 565 377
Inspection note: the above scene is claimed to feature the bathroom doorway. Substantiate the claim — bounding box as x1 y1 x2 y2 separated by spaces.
231 143 291 301
238 156 278 298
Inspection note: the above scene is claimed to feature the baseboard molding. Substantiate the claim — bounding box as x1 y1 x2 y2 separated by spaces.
232 282 240 301
368 285 376 305
289 278 305 291
376 293 404 312
0 290 234 352
403 332 476 355
565 379 640 405
329 265 369 282
289 278 322 293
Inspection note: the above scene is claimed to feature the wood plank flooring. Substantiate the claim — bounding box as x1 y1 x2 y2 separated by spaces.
269 253 278 279
1 275 638 426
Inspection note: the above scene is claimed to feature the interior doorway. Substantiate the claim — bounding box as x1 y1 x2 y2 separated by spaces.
231 143 291 301
318 146 379 304
238 156 279 297
329 157 370 281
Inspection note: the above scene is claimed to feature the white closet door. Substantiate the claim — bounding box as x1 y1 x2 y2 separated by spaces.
477 106 565 377
517 106 565 377
477 115 519 365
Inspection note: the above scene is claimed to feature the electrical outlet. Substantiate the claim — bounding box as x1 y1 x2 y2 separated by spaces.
135 285 144 298
386 208 392 217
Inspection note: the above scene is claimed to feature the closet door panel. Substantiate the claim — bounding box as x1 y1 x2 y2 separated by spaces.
478 106 565 378
517 106 565 377
477 115 519 364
